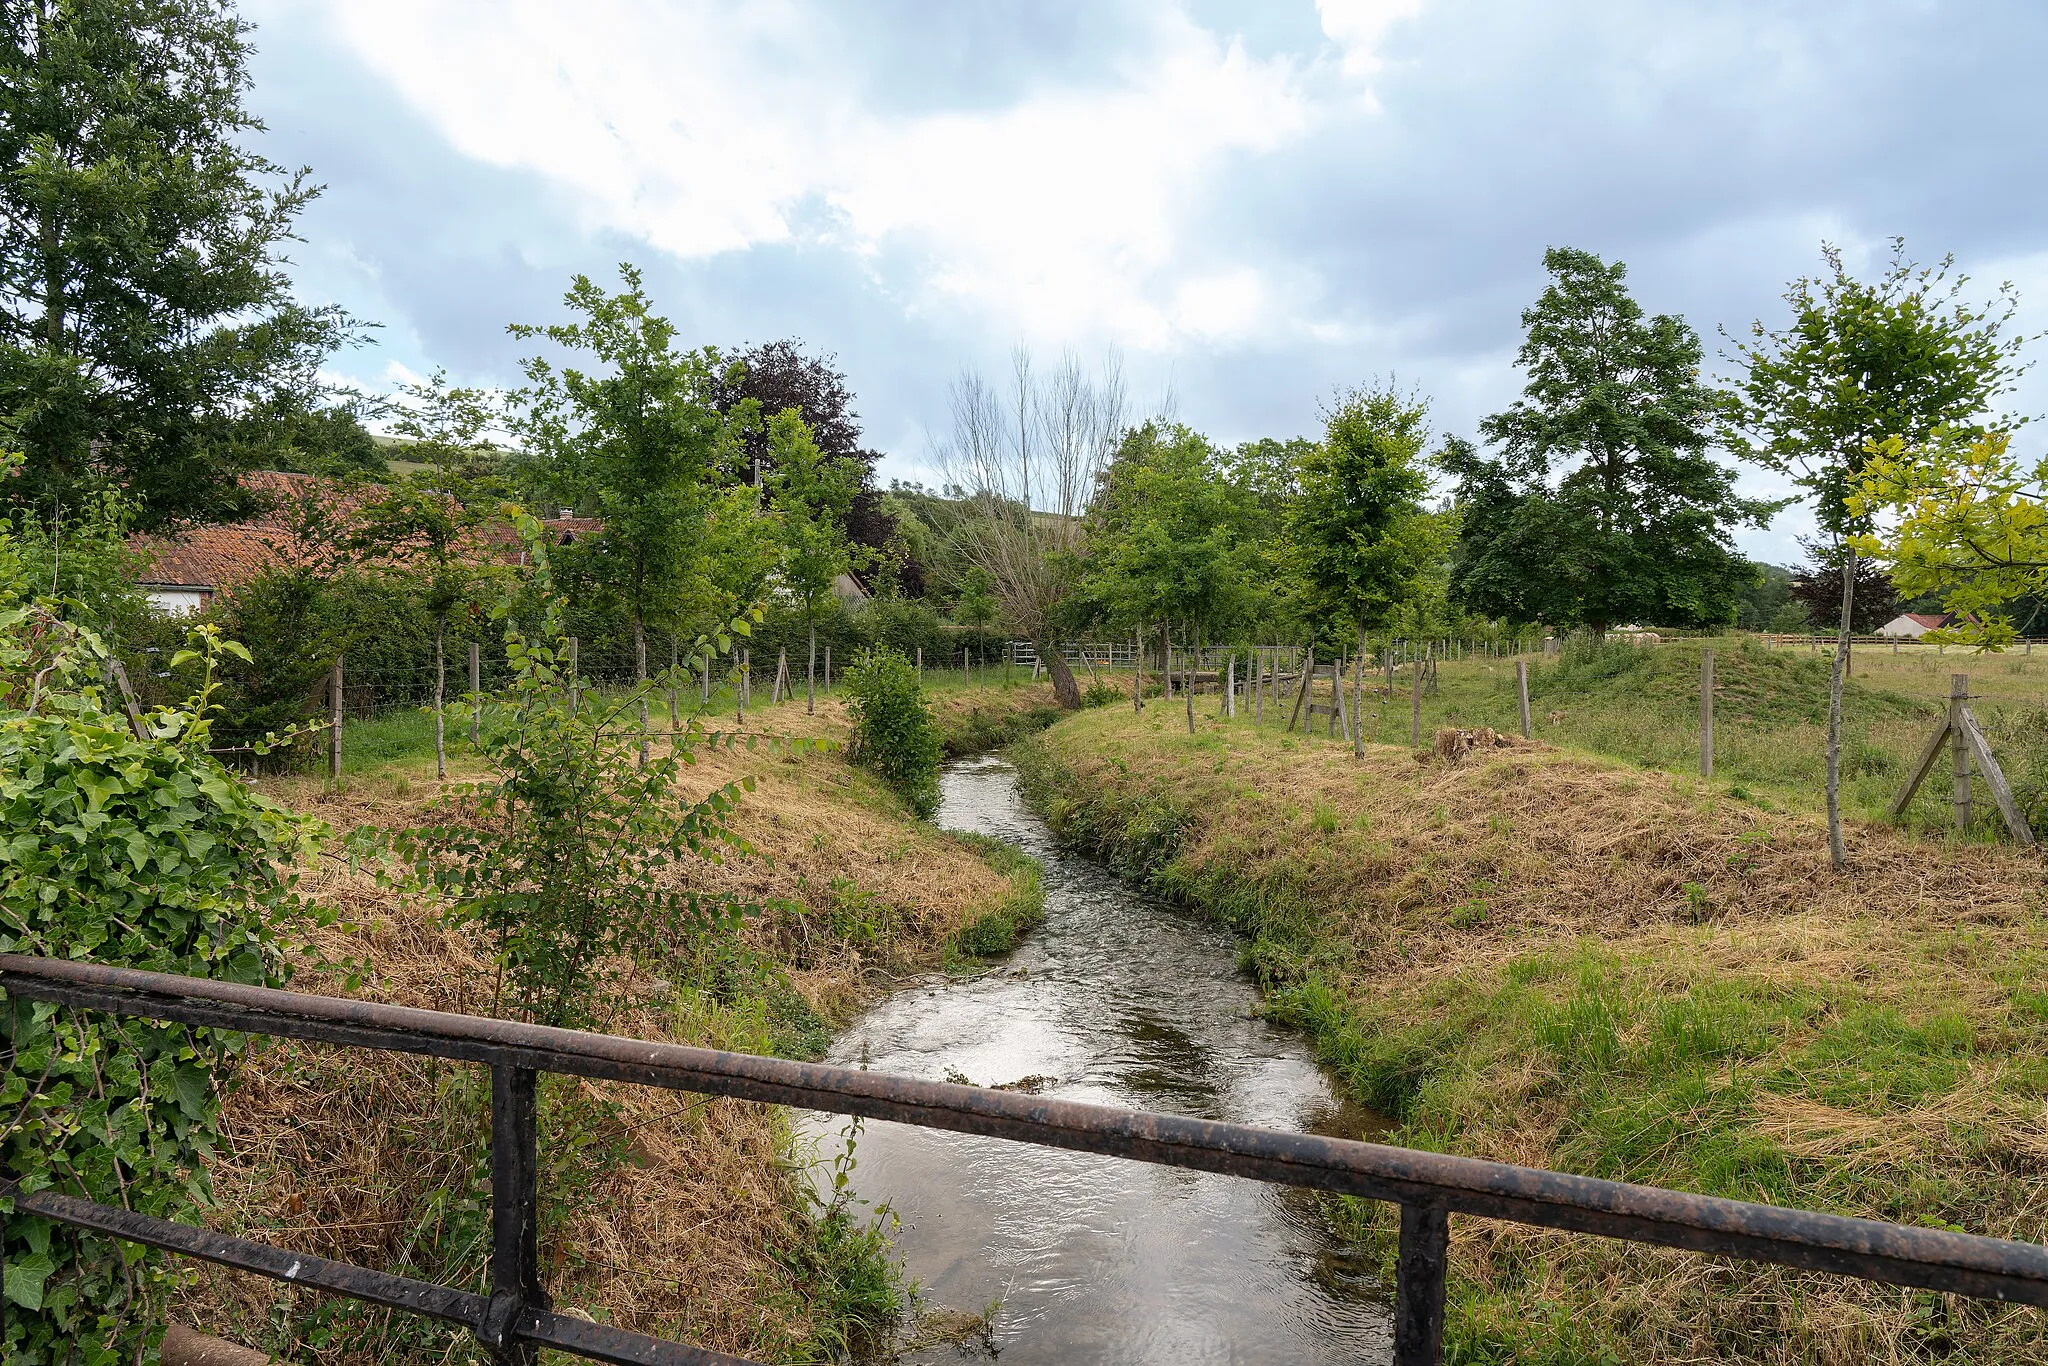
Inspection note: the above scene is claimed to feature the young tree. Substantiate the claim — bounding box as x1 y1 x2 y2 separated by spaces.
1446 247 1768 639
1724 241 2028 867
1290 384 1438 757
1080 422 1252 730
511 266 746 759
2 0 356 529
943 349 1126 709
766 408 859 712
351 373 506 779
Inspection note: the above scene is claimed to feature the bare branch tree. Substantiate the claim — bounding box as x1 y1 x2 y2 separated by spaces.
939 347 1126 708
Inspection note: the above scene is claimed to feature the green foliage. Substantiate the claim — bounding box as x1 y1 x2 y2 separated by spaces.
8 485 150 635
2 0 357 529
1723 239 2028 540
1447 247 1771 634
1290 384 1438 640
353 513 764 1028
1080 421 1257 638
767 408 862 657
0 604 329 1365
843 649 943 820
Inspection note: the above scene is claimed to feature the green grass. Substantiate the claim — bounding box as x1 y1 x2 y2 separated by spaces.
944 832 1047 961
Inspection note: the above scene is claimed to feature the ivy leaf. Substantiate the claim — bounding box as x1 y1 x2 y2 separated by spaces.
4 1251 55 1310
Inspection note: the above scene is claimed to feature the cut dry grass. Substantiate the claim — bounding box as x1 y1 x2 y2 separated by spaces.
172 685 1054 1363
1018 702 2048 1364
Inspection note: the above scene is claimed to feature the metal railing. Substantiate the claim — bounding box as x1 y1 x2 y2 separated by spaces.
4 955 2048 1365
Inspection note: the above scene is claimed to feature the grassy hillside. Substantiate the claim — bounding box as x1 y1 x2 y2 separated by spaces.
1017 701 2048 1364
174 683 1053 1364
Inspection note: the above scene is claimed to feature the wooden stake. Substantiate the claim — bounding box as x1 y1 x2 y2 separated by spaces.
1410 649 1424 746
1516 659 1530 739
1952 673 1972 834
1288 647 1315 731
567 636 579 710
1225 654 1236 718
100 655 147 741
1959 705 2036 845
1699 646 1714 779
469 641 481 744
329 657 343 782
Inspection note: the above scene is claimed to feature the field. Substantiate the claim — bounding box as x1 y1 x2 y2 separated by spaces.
1015 685 2048 1364
1332 635 2048 841
171 683 1055 1364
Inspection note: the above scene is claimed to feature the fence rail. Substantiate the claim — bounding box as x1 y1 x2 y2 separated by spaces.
5 954 2048 1364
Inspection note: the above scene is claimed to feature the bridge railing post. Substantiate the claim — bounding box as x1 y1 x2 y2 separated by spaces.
1392 1200 1449 1366
479 1064 547 1364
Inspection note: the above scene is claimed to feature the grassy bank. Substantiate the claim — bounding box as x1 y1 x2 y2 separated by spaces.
1341 635 2048 840
1016 702 2048 1364
175 682 1052 1363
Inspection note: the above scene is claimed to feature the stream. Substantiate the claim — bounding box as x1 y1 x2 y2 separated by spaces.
815 754 1393 1363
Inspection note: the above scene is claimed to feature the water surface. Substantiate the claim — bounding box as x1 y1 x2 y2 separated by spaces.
817 754 1392 1363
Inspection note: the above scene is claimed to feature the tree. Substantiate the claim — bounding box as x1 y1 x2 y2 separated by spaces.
766 409 858 712
1446 247 1768 639
511 266 745 759
1787 544 1897 635
1290 384 1437 757
2 0 356 530
942 349 1126 709
1080 421 1252 729
351 372 505 779
1723 240 2028 867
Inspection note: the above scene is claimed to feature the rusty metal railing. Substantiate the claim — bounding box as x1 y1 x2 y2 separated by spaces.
4 955 2047 1365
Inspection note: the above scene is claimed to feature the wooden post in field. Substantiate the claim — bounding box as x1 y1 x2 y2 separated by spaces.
741 648 751 710
1410 651 1423 746
1225 654 1236 718
916 646 923 681
1952 673 1972 833
328 657 343 782
1287 647 1315 731
469 641 482 744
1516 659 1531 739
1893 637 1899 655
567 637 579 710
824 646 832 694
669 637 679 734
1699 647 1714 779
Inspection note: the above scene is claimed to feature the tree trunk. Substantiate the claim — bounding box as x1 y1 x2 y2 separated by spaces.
807 621 817 714
1185 624 1197 734
1043 641 1082 709
635 615 650 767
1826 544 1856 870
434 619 446 781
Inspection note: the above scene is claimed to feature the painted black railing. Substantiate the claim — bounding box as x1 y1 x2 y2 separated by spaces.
4 954 2048 1364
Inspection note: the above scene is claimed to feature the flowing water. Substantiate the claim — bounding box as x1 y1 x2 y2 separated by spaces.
816 754 1393 1363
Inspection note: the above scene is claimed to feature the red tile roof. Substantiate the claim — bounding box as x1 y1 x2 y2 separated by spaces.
133 471 601 594
1905 613 1949 629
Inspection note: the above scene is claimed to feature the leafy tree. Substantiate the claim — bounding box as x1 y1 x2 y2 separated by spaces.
8 484 147 634
511 266 747 758
1081 421 1253 727
1446 247 1768 639
844 648 944 820
767 408 860 712
1290 383 1438 756
351 373 507 778
1734 562 1797 632
272 403 385 475
355 513 760 1029
2 580 328 1363
1788 545 1897 635
2 0 356 529
1724 240 2028 866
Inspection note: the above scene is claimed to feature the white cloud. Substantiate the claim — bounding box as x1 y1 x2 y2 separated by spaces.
317 0 1315 349
1315 0 1426 78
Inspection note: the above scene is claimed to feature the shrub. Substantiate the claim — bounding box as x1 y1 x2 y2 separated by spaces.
1 607 329 1365
353 513 764 1028
844 648 944 820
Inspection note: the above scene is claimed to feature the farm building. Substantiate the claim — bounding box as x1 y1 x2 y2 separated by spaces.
1876 612 1949 638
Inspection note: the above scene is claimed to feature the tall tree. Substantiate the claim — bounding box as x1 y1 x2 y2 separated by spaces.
511 266 744 758
2 0 355 529
1723 240 2029 868
1290 383 1438 757
1446 246 1768 639
943 349 1126 709
766 408 858 713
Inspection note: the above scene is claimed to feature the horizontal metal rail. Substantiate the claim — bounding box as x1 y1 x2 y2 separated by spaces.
4 954 2048 1364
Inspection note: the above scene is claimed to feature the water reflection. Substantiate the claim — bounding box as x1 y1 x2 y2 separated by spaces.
817 754 1392 1364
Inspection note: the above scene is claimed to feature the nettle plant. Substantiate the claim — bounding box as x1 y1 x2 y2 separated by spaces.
1 606 332 1365
357 512 768 1028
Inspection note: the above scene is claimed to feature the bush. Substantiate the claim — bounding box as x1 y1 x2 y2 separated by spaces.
1 610 328 1365
844 648 944 820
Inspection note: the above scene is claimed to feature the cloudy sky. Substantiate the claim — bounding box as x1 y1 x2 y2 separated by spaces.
242 0 2048 564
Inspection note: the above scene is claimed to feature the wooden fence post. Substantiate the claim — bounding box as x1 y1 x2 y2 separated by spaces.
824 646 832 694
1225 654 1236 718
1410 650 1424 746
1699 647 1714 779
668 637 679 735
1516 659 1531 739
567 637 579 710
469 642 481 744
916 645 923 681
328 657 343 782
1952 673 1972 833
